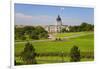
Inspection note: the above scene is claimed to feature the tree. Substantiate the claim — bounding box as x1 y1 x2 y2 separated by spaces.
30 31 39 40
39 32 48 39
15 26 48 40
68 22 94 32
70 45 80 62
80 22 94 31
61 28 67 33
35 26 48 39
15 27 25 40
21 42 36 64
23 26 35 39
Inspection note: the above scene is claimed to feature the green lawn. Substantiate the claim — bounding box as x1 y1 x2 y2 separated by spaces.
15 32 94 64
55 31 93 37
15 32 94 54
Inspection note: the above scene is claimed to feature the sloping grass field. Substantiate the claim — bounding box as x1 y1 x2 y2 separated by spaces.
15 31 94 64
55 31 93 37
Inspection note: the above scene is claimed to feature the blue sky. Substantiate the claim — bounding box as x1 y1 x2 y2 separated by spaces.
15 3 94 26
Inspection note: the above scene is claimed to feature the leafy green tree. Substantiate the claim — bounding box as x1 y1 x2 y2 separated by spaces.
15 27 25 40
35 26 46 33
80 22 94 31
39 32 48 39
30 31 39 40
23 26 35 39
15 26 48 40
61 28 67 33
35 26 48 39
23 26 35 34
69 22 94 32
70 45 80 62
21 42 37 64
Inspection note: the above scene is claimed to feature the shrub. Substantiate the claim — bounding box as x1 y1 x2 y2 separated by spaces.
21 42 37 64
70 45 81 62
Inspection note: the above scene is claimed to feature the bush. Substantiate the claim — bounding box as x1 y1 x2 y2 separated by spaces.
15 60 23 65
70 45 80 62
21 42 37 64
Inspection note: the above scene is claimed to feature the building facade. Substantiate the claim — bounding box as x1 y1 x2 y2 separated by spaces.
43 15 69 33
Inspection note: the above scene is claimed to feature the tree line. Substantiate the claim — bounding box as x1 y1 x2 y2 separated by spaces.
61 22 94 32
15 26 48 40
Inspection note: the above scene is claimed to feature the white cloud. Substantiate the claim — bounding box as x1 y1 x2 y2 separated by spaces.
15 13 54 20
15 13 33 19
15 13 56 25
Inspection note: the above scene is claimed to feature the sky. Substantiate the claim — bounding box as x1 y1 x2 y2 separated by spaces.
15 3 94 26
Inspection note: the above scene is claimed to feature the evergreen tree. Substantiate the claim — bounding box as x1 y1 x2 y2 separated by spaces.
21 42 36 64
70 45 80 62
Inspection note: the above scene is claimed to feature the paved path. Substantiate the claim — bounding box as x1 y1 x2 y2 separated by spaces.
15 39 52 44
15 33 93 44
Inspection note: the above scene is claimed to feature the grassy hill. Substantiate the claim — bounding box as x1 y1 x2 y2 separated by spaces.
15 31 94 64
